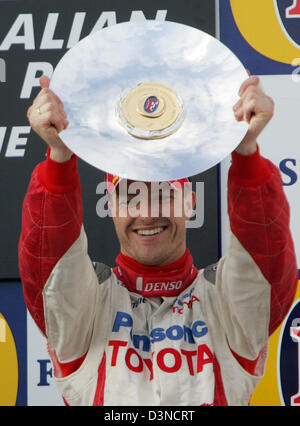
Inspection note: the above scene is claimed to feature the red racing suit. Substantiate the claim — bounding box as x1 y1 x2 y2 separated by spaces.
18 147 298 406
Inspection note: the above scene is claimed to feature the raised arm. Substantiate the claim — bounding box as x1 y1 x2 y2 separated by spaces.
19 77 98 369
216 77 298 366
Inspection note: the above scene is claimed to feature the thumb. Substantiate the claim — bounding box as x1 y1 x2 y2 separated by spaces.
40 75 50 89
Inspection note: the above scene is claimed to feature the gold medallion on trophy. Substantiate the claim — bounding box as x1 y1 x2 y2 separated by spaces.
118 82 185 140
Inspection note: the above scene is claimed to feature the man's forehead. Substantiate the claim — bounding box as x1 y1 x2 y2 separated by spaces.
116 180 174 196
106 173 190 195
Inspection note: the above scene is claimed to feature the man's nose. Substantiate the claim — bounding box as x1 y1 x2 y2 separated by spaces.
137 197 154 218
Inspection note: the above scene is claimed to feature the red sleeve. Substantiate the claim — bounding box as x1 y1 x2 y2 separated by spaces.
18 150 83 336
227 147 298 375
228 147 298 336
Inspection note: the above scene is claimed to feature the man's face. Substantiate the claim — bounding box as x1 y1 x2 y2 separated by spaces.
110 180 195 266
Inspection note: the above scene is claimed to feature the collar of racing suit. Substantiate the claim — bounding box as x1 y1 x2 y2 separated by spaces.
113 249 198 297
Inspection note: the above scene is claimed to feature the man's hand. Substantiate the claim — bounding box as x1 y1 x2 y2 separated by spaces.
27 75 73 162
233 76 274 155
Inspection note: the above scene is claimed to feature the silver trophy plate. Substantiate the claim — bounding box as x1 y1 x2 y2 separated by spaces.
50 20 248 181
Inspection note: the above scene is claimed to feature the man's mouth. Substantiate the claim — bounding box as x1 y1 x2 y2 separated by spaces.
135 226 167 236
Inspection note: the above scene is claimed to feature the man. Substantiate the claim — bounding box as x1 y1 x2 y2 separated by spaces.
19 74 298 406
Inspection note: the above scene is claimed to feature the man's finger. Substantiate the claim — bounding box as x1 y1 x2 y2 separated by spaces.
233 98 242 112
238 76 260 96
41 111 65 134
52 91 64 108
33 91 65 115
40 75 50 89
40 80 64 108
233 107 244 122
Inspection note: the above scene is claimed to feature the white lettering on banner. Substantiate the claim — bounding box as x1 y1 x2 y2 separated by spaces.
90 11 117 33
20 62 54 99
0 126 31 157
40 13 64 50
0 14 35 50
6 126 31 157
67 12 86 49
0 10 168 51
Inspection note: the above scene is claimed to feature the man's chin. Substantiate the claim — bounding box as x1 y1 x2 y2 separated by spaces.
131 248 180 267
134 254 165 266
